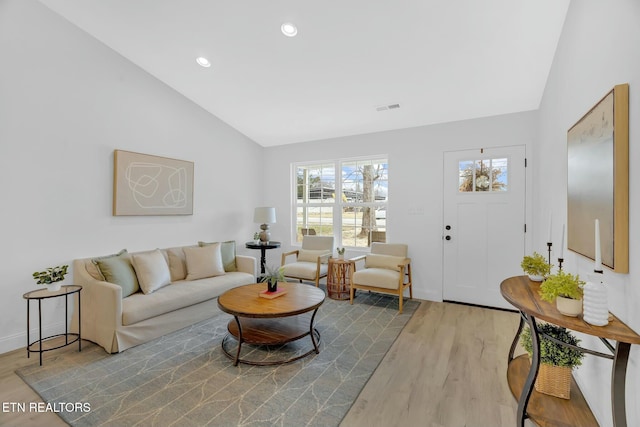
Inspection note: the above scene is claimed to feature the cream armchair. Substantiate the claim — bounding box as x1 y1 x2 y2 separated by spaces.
350 243 413 313
281 236 334 287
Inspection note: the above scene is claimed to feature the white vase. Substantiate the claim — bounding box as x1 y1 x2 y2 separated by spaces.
583 278 609 326
556 296 582 317
528 274 544 282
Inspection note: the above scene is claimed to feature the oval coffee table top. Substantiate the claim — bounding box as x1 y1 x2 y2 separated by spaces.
218 282 325 318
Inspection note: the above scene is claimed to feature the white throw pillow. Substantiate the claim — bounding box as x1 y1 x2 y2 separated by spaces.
297 249 330 263
184 243 226 280
131 249 171 294
365 254 406 271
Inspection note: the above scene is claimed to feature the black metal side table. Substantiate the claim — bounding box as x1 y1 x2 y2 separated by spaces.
245 241 281 275
23 285 82 366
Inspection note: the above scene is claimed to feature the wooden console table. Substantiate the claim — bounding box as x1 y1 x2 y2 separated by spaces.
500 276 640 427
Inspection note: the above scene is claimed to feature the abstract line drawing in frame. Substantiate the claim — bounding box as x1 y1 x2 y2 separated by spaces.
567 83 628 273
113 150 194 216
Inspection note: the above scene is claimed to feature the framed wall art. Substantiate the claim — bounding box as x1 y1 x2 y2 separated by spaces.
113 150 194 216
567 83 628 273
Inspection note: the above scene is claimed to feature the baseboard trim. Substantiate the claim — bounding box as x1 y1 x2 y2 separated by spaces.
0 320 67 355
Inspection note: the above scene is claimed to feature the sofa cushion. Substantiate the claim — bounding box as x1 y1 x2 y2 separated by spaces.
184 244 225 280
92 250 140 297
297 249 330 263
365 254 405 271
199 240 237 272
121 272 254 326
131 249 171 294
165 247 189 281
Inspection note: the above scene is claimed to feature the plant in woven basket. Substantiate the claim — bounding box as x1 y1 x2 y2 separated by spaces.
521 324 584 367
520 323 585 399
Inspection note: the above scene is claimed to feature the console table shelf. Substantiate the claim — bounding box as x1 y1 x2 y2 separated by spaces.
500 275 640 427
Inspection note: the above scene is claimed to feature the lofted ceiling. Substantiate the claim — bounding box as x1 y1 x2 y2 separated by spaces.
38 0 570 147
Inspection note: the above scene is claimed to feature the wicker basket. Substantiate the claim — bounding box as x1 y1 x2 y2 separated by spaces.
535 363 571 399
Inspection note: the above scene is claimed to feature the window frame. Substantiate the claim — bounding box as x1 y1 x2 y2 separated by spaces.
292 155 388 249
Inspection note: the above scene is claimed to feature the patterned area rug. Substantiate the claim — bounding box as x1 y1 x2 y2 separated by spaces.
17 290 419 427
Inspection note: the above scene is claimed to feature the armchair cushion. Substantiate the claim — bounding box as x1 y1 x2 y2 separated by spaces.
282 262 329 280
352 268 401 290
365 254 405 271
297 249 330 263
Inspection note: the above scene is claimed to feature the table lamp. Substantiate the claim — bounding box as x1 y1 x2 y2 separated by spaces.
254 207 276 243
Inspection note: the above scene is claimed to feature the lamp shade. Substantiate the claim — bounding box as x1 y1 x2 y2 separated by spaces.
253 207 276 224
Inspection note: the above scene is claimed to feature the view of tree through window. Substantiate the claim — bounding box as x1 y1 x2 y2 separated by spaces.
295 158 388 248
458 158 508 192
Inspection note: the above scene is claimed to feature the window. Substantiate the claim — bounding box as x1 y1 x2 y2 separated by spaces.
294 157 388 248
458 158 508 192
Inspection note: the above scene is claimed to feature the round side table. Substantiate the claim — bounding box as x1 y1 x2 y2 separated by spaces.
327 258 355 300
245 241 281 275
23 285 82 366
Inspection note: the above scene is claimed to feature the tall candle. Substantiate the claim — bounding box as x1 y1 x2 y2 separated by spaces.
548 215 552 243
559 224 565 258
595 219 602 271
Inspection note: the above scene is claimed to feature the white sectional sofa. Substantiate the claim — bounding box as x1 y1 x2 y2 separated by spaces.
71 241 256 353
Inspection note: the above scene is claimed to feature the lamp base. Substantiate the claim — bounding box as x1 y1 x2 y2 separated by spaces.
259 224 271 243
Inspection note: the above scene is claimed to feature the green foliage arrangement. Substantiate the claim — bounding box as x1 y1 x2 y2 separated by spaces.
520 252 552 276
336 247 345 255
259 265 285 285
521 323 585 368
253 232 260 240
539 270 584 302
32 265 68 285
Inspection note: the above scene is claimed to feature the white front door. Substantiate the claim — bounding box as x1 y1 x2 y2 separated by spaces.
443 146 526 309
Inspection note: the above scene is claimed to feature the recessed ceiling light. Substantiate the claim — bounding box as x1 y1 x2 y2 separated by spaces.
281 22 298 37
196 56 211 68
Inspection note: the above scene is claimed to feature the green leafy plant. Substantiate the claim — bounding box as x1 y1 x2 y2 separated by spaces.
253 232 260 240
336 247 345 255
32 265 68 285
539 270 584 302
520 252 552 276
259 265 285 285
521 323 584 368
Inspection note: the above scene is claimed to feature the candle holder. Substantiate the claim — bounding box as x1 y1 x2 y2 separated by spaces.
557 257 564 271
546 242 552 265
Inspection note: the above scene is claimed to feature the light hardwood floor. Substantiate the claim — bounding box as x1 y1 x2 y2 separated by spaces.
0 301 528 427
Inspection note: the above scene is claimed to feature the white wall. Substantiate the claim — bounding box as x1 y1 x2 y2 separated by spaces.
0 0 263 353
263 111 538 302
535 1 640 425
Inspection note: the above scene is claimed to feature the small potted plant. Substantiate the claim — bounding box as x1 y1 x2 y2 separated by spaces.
259 265 285 292
521 323 585 399
539 270 584 317
336 247 345 259
32 265 68 292
253 232 260 245
520 252 551 281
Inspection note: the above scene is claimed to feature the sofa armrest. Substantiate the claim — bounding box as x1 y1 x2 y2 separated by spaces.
236 255 257 279
71 259 123 353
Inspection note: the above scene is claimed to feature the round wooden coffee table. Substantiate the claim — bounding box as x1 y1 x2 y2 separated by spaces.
217 282 325 366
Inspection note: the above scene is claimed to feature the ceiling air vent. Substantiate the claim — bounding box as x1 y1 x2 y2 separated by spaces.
376 103 400 112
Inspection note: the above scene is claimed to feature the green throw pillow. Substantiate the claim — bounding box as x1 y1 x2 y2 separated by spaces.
198 240 237 272
92 250 140 297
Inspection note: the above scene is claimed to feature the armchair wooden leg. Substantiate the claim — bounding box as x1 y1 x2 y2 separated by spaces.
350 286 355 305
398 289 403 314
